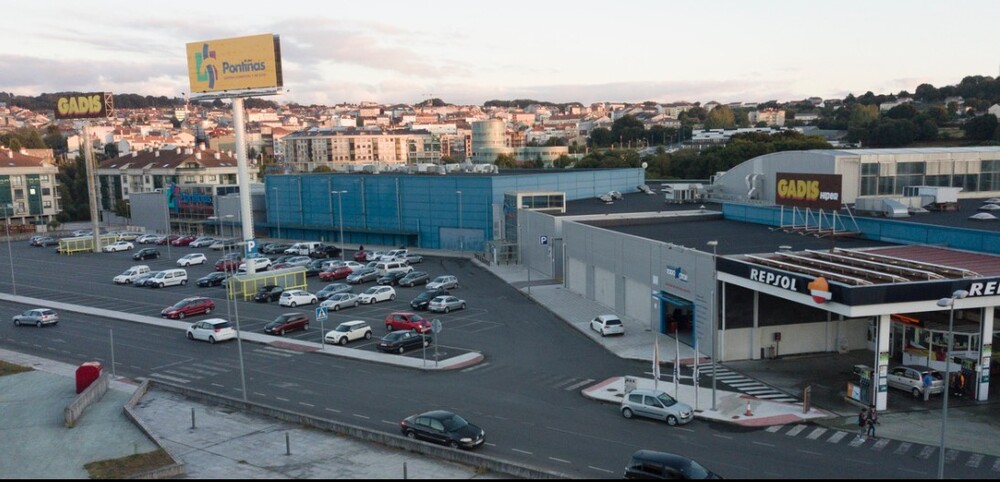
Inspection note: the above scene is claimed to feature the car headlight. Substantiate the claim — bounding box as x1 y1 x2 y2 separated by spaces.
460 437 472 443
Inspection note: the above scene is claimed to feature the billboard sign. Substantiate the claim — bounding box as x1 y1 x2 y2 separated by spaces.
53 92 113 120
186 34 282 95
775 172 842 210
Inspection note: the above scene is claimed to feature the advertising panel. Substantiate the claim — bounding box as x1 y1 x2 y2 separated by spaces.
186 34 282 94
53 92 113 120
775 172 842 210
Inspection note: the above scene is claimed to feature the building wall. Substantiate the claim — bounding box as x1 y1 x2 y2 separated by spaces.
711 151 837 204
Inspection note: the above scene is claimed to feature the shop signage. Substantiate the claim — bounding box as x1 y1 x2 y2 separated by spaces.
54 92 113 119
808 277 832 304
775 172 842 210
666 265 688 282
749 267 800 291
967 280 1000 297
186 34 283 94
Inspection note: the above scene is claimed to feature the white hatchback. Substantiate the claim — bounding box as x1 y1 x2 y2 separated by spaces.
177 253 207 267
358 286 396 304
279 289 318 307
324 320 373 345
103 241 134 252
185 318 237 344
590 314 625 336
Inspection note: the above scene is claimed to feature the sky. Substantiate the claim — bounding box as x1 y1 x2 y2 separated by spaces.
2 0 998 107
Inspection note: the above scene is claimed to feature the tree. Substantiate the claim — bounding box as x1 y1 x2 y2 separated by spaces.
589 127 612 147
42 125 66 154
704 106 736 129
494 153 518 168
914 83 940 102
113 199 130 219
885 103 917 120
553 155 573 168
104 143 119 159
313 165 331 173
962 114 999 141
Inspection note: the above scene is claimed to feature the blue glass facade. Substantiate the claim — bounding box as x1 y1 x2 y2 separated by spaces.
261 169 643 250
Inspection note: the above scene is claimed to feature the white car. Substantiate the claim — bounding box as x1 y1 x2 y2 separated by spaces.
324 320 373 345
320 293 360 311
379 249 408 261
358 286 396 304
177 253 207 267
185 318 237 344
279 289 318 307
366 250 386 262
590 314 625 336
238 257 272 273
427 275 459 290
103 241 134 252
135 234 160 244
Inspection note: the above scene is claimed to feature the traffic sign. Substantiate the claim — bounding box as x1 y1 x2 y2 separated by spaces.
315 306 328 321
431 319 443 334
539 235 549 246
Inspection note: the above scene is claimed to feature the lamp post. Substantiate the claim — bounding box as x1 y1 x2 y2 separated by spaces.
163 199 171 260
936 289 968 479
271 187 281 239
4 204 14 295
707 240 719 411
456 190 463 253
332 190 347 261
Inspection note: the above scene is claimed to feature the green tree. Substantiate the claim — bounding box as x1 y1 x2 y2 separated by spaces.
589 127 612 147
704 106 736 129
313 165 331 173
56 155 91 221
494 153 518 168
610 115 646 147
113 199 130 219
962 114 999 141
553 154 573 168
42 125 66 154
885 103 917 120
104 143 119 159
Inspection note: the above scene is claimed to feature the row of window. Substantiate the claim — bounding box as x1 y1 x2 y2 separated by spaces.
860 160 1000 195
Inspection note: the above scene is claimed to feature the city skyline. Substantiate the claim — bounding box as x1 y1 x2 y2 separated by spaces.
2 0 998 107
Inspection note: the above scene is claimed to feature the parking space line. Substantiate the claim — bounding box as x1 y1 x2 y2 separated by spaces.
871 438 890 451
564 379 595 391
511 448 532 455
588 466 614 474
461 362 490 373
548 457 571 464
917 446 935 459
353 414 370 420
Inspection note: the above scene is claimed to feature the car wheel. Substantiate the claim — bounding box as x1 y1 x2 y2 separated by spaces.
389 294 395 301
14 319 20 326
405 430 416 440
208 336 216 344
303 323 309 331
386 325 393 332
666 415 678 426
333 304 340 311
354 301 359 307
178 312 186 319
364 331 372 340
460 303 466 310
449 440 459 449
205 308 212 314
186 332 193 340
339 337 347 346
158 282 165 288
290 301 297 307
36 320 42 328
444 307 450 313
622 407 634 419
181 280 188 285
912 388 921 398
398 346 405 354
423 339 429 347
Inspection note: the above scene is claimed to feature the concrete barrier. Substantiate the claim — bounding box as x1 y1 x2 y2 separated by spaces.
65 373 109 428
121 380 186 479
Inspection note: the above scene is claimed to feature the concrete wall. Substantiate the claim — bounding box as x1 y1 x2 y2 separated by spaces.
723 317 868 361
64 373 109 428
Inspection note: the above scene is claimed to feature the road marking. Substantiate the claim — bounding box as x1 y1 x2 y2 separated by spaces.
150 373 189 383
484 442 496 447
588 466 614 474
871 438 890 451
786 424 807 437
755 393 791 399
353 414 370 420
848 435 867 447
897 467 927 476
564 379 595 391
945 449 959 463
712 434 733 440
845 458 873 466
966 453 983 468
806 427 827 440
752 441 775 448
548 457 571 464
797 449 823 456
254 392 268 397
461 362 490 373
552 378 579 389
381 420 397 425
512 448 532 455
766 425 782 433
163 369 202 380
211 383 225 388
894 442 912 455
991 458 1000 471
917 446 935 459
299 402 315 408
728 382 765 388
325 408 341 413
276 397 290 402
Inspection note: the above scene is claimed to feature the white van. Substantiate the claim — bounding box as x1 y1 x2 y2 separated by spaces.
113 265 151 285
284 242 321 256
148 268 188 288
375 260 413 277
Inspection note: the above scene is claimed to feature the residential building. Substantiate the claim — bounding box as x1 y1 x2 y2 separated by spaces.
281 127 439 171
0 147 61 225
748 108 786 126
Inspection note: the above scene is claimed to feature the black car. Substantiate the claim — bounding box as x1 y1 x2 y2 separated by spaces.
377 329 432 354
309 244 343 259
377 271 408 286
197 271 229 287
410 288 450 310
304 259 328 277
399 271 429 288
400 410 485 450
133 247 161 261
253 285 284 303
623 450 720 479
261 243 292 255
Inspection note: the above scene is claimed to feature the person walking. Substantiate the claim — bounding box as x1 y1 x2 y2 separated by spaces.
865 405 879 438
858 407 868 435
922 372 933 402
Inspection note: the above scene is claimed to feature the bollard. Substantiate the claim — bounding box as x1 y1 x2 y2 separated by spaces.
403 461 407 479
191 407 196 429
286 432 291 455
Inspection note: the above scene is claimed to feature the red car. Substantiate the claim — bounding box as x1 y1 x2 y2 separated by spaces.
215 255 242 272
264 313 310 335
172 235 197 247
385 312 431 333
354 250 368 262
157 235 181 245
160 297 216 319
319 266 353 282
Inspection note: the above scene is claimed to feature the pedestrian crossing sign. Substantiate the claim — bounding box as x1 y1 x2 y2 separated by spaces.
315 306 328 321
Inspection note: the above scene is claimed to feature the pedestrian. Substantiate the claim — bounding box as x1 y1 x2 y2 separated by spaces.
865 405 879 438
858 407 868 435
955 372 967 398
922 372 933 402
358 245 364 252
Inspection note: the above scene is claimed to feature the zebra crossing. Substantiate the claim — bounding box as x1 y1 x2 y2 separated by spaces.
150 346 301 384
686 363 797 403
766 423 1000 472
460 362 595 392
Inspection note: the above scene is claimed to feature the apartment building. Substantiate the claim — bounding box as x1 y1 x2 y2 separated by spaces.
281 127 440 171
748 108 786 126
0 147 61 225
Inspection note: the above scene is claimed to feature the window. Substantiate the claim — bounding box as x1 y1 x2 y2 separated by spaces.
43 201 51 208
11 176 21 186
40 175 49 183
13 189 23 199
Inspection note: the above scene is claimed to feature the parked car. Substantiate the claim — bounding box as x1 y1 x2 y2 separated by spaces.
319 265 353 281
377 329 431 354
365 250 386 262
113 265 151 284
185 318 237 344
284 255 313 267
620 388 693 426
379 249 408 261
177 253 208 267
427 275 459 290
112 231 140 241
214 253 242 271
385 312 430 333
279 289 318 307
33 236 59 247
324 320 372 345
264 313 309 335
188 236 216 248
157 235 180 245
321 293 360 311
398 271 430 287
197 271 229 287
161 296 216 319
590 314 625 337
304 259 328 277
399 410 485 449
403 253 423 264
377 271 408 286
310 244 343 259
253 285 285 303
316 283 352 300
887 365 945 398
353 250 368 262
271 262 292 270
132 272 157 288
147 268 188 288
358 285 396 304
346 267 378 284
103 241 134 252
133 247 161 261
410 289 450 311
428 296 466 313
623 450 719 480
210 238 240 250
12 308 59 327
261 243 291 254
171 235 197 247
136 234 160 244
238 257 272 273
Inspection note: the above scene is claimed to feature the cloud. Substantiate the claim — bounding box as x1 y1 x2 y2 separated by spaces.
0 55 186 97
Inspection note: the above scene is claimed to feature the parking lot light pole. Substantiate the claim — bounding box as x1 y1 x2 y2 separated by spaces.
233 284 249 403
456 190 463 253
4 205 15 295
332 190 347 261
272 187 281 240
707 240 719 411
936 289 968 479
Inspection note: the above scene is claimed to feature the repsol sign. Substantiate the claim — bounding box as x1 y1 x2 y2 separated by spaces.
54 92 112 120
775 172 842 210
968 280 1000 297
749 268 801 291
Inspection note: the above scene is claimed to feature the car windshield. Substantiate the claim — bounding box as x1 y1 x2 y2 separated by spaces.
335 324 352 332
432 277 446 283
678 458 711 479
364 287 379 294
120 269 133 275
172 300 190 308
655 392 678 407
606 318 622 326
440 413 469 431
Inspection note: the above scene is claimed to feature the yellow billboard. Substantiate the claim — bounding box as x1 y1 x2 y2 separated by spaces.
186 34 282 95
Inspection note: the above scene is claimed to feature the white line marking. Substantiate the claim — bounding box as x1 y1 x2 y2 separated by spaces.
848 435 867 447
381 420 397 425
991 458 1000 471
548 457 571 464
786 424 807 437
871 438 890 451
845 458 873 465
552 378 579 389
897 467 926 475
827 431 847 443
211 383 225 388
276 397 290 402
461 362 490 373
484 442 496 447
765 425 782 433
894 442 912 455
150 373 189 383
511 448 532 455
565 379 595 391
945 449 959 463
588 466 614 474
254 392 268 397
752 441 775 448
712 434 734 440
966 454 984 468
806 427 827 440
918 446 935 459
797 449 823 456
299 402 315 408
325 408 341 413
353 414 370 420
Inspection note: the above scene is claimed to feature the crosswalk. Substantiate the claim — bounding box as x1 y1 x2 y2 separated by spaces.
686 363 797 403
766 423 1000 472
150 346 301 384
460 362 595 392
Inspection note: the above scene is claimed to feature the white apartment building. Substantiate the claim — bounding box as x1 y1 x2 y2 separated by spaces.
281 127 440 171
0 147 61 226
748 108 786 126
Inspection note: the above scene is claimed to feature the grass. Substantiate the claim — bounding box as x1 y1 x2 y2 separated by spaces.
84 448 174 479
0 360 32 376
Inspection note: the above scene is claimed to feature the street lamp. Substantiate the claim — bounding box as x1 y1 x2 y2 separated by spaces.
332 190 347 261
271 187 281 239
936 289 968 479
707 240 719 411
456 190 463 253
3 204 14 295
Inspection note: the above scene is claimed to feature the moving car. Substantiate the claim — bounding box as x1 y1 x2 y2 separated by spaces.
185 318 237 344
33 236 59 247
161 296 216 319
591 314 625 337
253 285 285 303
410 288 450 311
346 267 378 284
358 285 396 304
316 283 352 300
398 271 429 287
427 275 459 290
197 271 229 287
279 289 318 307
12 308 59 327
133 247 161 261
428 296 466 313
385 312 430 333
324 320 372 345
189 236 216 248
623 450 720 480
103 241 134 252
321 293 360 311
399 410 485 449
377 329 431 354
135 234 160 244
177 253 208 267
264 313 309 335
620 388 693 426
887 365 945 398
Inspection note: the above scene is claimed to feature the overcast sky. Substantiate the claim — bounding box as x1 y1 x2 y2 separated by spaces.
2 0 997 106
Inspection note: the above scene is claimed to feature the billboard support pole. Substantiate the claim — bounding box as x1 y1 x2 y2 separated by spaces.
232 97 255 249
83 124 102 253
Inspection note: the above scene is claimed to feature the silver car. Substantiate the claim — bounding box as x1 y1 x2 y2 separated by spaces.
887 365 945 398
427 275 459 290
12 308 59 327
321 293 360 311
620 388 693 426
428 295 466 313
